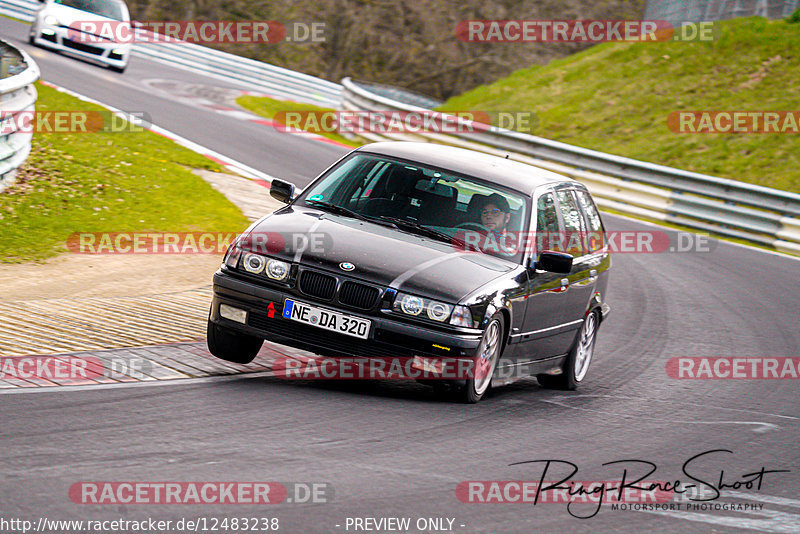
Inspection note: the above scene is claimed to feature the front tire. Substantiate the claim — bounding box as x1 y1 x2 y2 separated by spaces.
461 314 505 403
538 310 599 390
207 321 263 364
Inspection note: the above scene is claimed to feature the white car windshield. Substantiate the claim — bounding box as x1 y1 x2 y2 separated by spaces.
55 0 125 21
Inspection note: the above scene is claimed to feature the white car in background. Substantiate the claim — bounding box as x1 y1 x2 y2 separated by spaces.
29 0 132 73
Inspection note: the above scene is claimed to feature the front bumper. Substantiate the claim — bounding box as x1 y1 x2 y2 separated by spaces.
32 22 130 68
210 270 483 361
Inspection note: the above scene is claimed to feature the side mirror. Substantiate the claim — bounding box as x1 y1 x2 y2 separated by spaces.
532 250 573 274
270 179 295 204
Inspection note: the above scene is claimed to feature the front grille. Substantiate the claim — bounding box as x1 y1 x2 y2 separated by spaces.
298 270 336 300
339 281 380 310
62 39 104 56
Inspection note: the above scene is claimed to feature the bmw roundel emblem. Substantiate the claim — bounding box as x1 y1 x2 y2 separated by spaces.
340 262 356 272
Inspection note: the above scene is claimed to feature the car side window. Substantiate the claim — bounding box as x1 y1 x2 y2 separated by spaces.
536 193 561 253
555 190 586 256
574 190 605 252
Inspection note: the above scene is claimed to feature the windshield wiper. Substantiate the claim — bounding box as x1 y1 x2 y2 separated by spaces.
378 216 462 245
305 200 370 221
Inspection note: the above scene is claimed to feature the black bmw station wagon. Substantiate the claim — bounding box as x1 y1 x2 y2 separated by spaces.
208 142 611 402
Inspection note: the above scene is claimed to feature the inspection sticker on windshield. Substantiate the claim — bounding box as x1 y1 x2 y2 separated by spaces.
283 299 371 339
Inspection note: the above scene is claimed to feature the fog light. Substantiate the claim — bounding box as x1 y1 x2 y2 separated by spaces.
220 304 247 324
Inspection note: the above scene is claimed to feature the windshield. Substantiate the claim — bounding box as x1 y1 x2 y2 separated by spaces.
55 0 126 21
299 153 530 261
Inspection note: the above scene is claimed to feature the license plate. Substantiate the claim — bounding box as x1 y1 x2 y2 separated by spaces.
282 299 371 340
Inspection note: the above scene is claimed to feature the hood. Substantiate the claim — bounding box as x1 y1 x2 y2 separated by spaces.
240 206 516 303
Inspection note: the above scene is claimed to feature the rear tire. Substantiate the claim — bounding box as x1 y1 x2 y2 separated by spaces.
538 310 599 390
460 313 505 403
207 321 263 364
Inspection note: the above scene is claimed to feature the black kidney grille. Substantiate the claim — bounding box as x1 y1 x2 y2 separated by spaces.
339 281 380 310
298 270 337 300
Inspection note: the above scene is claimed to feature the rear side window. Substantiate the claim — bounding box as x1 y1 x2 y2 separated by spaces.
555 190 587 256
575 190 605 252
536 193 560 253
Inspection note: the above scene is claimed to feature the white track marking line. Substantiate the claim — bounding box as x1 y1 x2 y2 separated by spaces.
537 397 781 433
727 491 800 509
638 496 800 534
549 394 799 421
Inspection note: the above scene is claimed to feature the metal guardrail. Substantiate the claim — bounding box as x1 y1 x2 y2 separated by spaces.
341 78 800 254
644 0 800 23
0 40 39 192
0 0 343 106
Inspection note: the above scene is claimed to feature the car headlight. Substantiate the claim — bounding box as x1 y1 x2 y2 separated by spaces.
266 259 290 281
44 15 60 25
243 253 266 274
234 251 290 282
394 293 453 323
427 302 451 321
399 294 423 316
223 242 242 269
449 305 474 328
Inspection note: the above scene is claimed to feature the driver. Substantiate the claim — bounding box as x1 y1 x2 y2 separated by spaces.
480 193 511 235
